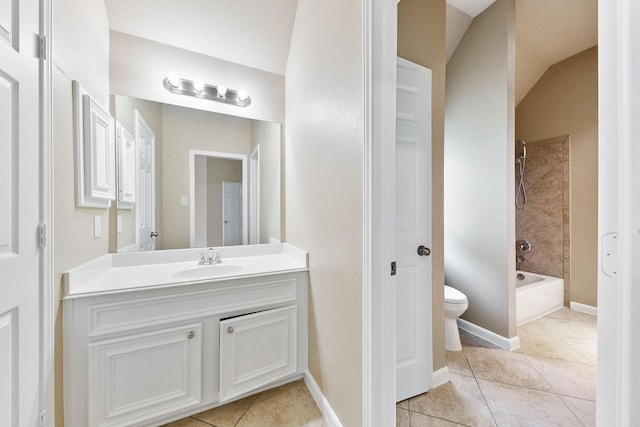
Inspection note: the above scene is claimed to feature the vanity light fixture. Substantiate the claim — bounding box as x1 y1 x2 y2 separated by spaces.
162 76 251 107
193 80 205 92
167 73 181 89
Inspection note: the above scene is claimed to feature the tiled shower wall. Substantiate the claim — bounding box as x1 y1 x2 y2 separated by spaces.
515 136 571 305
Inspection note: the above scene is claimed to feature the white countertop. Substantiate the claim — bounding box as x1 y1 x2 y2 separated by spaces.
63 243 308 299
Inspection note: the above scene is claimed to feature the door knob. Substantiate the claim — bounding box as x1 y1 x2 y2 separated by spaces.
150 231 159 238
417 245 431 256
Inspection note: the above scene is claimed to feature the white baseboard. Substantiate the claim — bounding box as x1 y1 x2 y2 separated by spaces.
570 301 598 316
432 366 450 388
304 372 343 427
457 318 520 351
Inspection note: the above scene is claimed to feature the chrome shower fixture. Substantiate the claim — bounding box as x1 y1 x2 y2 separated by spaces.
517 239 531 252
516 140 528 208
517 139 527 159
163 75 251 107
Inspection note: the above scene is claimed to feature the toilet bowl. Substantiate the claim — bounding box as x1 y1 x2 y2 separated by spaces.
444 285 469 351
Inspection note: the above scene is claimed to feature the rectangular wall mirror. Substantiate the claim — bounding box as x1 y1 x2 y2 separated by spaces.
110 95 282 252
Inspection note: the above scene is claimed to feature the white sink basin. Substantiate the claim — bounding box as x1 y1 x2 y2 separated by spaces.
173 264 244 280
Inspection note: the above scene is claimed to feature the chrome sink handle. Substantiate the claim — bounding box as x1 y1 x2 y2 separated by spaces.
214 249 223 264
198 252 207 265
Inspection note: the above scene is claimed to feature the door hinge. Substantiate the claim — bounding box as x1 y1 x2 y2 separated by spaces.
38 35 47 60
390 261 397 276
38 224 47 248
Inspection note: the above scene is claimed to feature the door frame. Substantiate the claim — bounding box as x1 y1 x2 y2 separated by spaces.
362 0 398 425
40 0 54 421
189 150 248 247
597 0 640 423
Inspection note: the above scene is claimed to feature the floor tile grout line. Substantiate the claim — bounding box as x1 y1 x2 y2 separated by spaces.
233 394 259 427
189 415 217 426
471 374 500 427
462 349 500 427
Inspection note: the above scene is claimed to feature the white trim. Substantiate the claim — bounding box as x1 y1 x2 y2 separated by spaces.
188 150 248 247
40 0 54 422
597 0 640 423
432 367 450 389
362 0 398 425
457 319 521 351
304 372 343 427
569 302 598 316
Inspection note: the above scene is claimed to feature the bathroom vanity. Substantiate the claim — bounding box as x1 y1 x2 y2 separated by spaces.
63 244 308 427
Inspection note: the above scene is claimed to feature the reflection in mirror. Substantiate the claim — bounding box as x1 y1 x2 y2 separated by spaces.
111 95 281 252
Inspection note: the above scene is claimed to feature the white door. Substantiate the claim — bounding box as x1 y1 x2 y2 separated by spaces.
0 0 42 424
395 58 432 401
223 181 243 246
135 110 156 251
249 145 260 244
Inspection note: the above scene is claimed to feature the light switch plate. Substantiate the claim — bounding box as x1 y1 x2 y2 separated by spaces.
94 216 102 238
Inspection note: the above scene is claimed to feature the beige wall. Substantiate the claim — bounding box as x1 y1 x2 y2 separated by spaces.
161 104 251 248
206 158 243 246
111 96 164 251
110 31 285 124
52 1 110 425
444 0 517 338
397 0 447 371
250 121 282 243
285 0 363 424
516 47 598 307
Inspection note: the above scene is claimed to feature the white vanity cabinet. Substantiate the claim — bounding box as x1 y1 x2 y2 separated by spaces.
64 271 308 427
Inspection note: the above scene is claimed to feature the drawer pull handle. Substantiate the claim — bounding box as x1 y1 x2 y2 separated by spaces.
227 326 234 334
187 331 195 339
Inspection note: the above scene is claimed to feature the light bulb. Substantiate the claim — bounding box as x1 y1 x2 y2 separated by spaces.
217 85 227 97
167 74 181 88
237 89 248 101
193 80 205 92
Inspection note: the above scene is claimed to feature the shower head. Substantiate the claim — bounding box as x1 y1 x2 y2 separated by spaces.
517 140 527 159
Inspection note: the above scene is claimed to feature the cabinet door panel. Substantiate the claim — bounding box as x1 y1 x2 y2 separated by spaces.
89 323 202 426
219 306 296 402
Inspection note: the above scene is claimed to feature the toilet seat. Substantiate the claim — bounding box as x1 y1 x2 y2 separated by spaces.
444 285 467 304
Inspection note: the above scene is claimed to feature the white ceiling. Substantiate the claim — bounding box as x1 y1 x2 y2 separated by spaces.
446 0 598 105
103 0 299 76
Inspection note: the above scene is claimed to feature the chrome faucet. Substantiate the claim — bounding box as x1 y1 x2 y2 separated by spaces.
199 248 223 265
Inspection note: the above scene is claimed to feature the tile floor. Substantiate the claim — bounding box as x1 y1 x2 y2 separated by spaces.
397 307 597 427
162 307 596 427
160 379 326 427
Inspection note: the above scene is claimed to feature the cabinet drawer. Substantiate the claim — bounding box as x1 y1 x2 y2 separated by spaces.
88 323 202 426
87 278 297 337
219 306 297 403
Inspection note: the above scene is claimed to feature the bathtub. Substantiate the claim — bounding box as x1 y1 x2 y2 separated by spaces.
516 270 564 325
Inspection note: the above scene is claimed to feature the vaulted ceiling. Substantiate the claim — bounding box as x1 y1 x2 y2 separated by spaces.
105 0 597 104
446 0 598 105
103 0 299 76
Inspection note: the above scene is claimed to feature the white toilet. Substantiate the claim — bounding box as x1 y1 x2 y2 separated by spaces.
444 285 469 351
